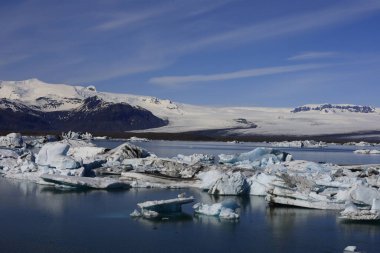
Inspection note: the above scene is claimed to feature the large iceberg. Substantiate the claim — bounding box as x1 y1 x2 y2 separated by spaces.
208 171 249 195
36 142 80 170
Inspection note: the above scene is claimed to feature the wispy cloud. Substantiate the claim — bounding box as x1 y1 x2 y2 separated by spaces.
149 63 329 86
94 5 175 31
288 51 338 61
174 1 380 53
94 0 232 31
1 0 379 85
0 54 31 67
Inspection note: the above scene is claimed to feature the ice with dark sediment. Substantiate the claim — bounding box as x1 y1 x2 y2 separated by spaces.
339 199 380 221
40 174 130 189
270 140 327 148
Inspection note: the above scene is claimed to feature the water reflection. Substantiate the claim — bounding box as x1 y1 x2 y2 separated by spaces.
2 178 380 253
193 214 239 226
338 219 380 238
265 206 333 231
0 178 67 216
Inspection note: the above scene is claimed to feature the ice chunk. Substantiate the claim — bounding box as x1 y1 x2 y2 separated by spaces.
339 208 380 221
0 133 24 148
106 143 151 166
271 140 327 148
68 146 106 163
36 142 80 170
174 153 214 165
127 136 149 142
41 174 130 189
193 200 240 219
208 171 249 195
137 197 194 217
196 170 223 190
344 246 358 252
354 149 380 154
130 209 142 217
371 199 380 212
248 173 277 196
218 147 291 169
141 210 159 218
62 131 92 140
349 184 380 206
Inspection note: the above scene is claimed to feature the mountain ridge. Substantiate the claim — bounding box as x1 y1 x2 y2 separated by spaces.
0 79 379 137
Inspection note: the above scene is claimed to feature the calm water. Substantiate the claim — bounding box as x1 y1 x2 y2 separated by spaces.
1 140 380 253
1 179 379 253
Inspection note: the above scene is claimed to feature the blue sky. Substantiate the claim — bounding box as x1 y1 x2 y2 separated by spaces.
1 0 380 107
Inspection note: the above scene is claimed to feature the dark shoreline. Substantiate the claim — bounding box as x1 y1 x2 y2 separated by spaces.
2 129 380 143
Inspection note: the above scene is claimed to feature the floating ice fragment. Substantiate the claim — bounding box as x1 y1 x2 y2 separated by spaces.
193 200 240 220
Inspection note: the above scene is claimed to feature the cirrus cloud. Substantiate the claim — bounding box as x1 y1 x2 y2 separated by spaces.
149 63 329 86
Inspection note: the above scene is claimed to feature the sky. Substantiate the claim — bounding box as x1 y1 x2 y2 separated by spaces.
1 0 380 107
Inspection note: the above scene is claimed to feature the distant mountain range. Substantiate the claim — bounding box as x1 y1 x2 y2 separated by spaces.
0 79 379 140
291 104 376 113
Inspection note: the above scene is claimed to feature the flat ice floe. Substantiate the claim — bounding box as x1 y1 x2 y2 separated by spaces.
354 149 380 155
132 195 194 218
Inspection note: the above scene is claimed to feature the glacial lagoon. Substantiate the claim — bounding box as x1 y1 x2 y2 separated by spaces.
1 140 380 253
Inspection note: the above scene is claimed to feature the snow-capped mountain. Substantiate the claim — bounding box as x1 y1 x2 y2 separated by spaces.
0 79 379 138
0 79 168 133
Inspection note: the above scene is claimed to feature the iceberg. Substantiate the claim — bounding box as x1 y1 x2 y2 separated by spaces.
339 200 380 221
354 149 380 155
105 143 151 166
40 174 130 189
136 196 194 218
193 200 240 219
218 147 292 169
196 170 223 190
349 184 380 206
0 133 24 148
36 142 80 170
127 136 150 142
62 131 93 140
174 153 214 165
248 173 277 196
67 146 107 164
265 172 346 210
270 140 327 148
208 171 249 195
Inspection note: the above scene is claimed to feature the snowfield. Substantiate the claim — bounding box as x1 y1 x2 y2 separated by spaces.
1 79 380 136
